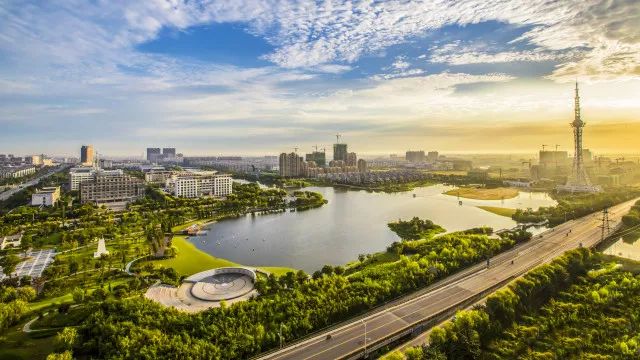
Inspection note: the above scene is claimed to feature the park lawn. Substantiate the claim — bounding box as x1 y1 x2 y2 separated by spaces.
444 186 519 200
257 266 298 276
477 206 516 217
150 236 238 276
29 293 74 311
0 325 57 360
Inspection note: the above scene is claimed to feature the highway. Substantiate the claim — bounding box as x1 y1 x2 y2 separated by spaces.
259 197 639 360
0 165 69 202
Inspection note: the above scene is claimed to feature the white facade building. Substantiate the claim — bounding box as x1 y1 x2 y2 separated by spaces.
31 186 61 206
167 172 233 198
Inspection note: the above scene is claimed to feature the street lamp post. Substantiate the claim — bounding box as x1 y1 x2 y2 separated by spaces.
363 320 368 357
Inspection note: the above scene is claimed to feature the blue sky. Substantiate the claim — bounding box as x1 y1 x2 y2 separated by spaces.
1 1 639 156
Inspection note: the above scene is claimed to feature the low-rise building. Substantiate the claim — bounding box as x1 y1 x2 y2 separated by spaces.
0 165 36 179
167 171 233 198
80 173 145 205
69 167 123 191
31 186 61 206
0 234 22 250
144 170 173 185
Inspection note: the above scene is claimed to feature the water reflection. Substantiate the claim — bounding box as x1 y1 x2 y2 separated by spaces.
192 184 556 272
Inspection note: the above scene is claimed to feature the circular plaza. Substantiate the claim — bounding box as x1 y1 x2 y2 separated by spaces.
187 267 256 301
145 267 257 313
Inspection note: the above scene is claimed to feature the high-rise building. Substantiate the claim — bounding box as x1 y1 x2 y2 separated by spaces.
333 143 348 162
162 148 176 158
146 148 161 162
539 151 568 167
427 151 439 163
357 159 367 173
405 150 426 163
279 152 304 177
305 151 326 167
346 152 357 166
81 145 94 166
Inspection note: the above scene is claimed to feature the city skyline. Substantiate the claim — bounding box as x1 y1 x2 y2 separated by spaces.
1 1 639 155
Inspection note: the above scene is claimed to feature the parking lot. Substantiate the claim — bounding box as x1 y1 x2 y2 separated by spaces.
0 249 56 280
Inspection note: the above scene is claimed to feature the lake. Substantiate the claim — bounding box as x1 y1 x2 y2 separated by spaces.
191 184 556 272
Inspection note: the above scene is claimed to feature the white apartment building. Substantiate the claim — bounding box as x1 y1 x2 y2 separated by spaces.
0 166 36 179
31 186 61 206
167 172 232 198
69 167 123 191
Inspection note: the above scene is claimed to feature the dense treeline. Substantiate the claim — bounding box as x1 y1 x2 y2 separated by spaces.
621 199 640 227
290 191 327 210
71 222 526 359
388 217 445 240
396 249 640 360
512 188 640 226
0 285 35 331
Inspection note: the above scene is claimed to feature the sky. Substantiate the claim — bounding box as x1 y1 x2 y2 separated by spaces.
1 0 639 157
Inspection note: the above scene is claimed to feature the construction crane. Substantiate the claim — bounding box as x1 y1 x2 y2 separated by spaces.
542 144 548 152
294 147 298 154
335 133 342 144
615 157 625 164
313 145 318 152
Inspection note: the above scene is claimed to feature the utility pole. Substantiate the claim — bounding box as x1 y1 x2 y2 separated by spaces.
599 207 611 242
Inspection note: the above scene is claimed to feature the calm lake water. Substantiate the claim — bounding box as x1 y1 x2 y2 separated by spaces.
190 184 556 272
603 234 640 261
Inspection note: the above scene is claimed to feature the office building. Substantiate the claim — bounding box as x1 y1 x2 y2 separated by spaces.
80 174 145 205
346 152 357 166
146 148 162 162
69 167 123 191
279 152 304 177
31 187 61 207
333 143 348 162
26 155 43 165
427 151 439 163
81 145 94 166
168 172 233 198
357 159 368 173
406 150 426 163
145 170 173 185
305 151 326 167
99 159 113 169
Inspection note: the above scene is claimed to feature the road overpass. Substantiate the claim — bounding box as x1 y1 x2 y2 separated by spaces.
259 198 639 360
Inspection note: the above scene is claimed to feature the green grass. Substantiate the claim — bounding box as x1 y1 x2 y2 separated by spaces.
477 206 517 217
0 324 57 360
29 293 73 311
445 187 519 200
257 267 297 276
150 236 239 276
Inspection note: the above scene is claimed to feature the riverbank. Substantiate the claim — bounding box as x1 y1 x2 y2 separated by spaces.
477 206 516 217
330 179 436 193
444 186 519 200
144 235 297 277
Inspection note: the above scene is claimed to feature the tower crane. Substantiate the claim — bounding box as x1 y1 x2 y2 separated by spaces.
335 133 342 144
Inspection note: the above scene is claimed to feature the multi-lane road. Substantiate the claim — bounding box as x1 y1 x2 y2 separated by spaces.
0 165 69 202
260 197 639 360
